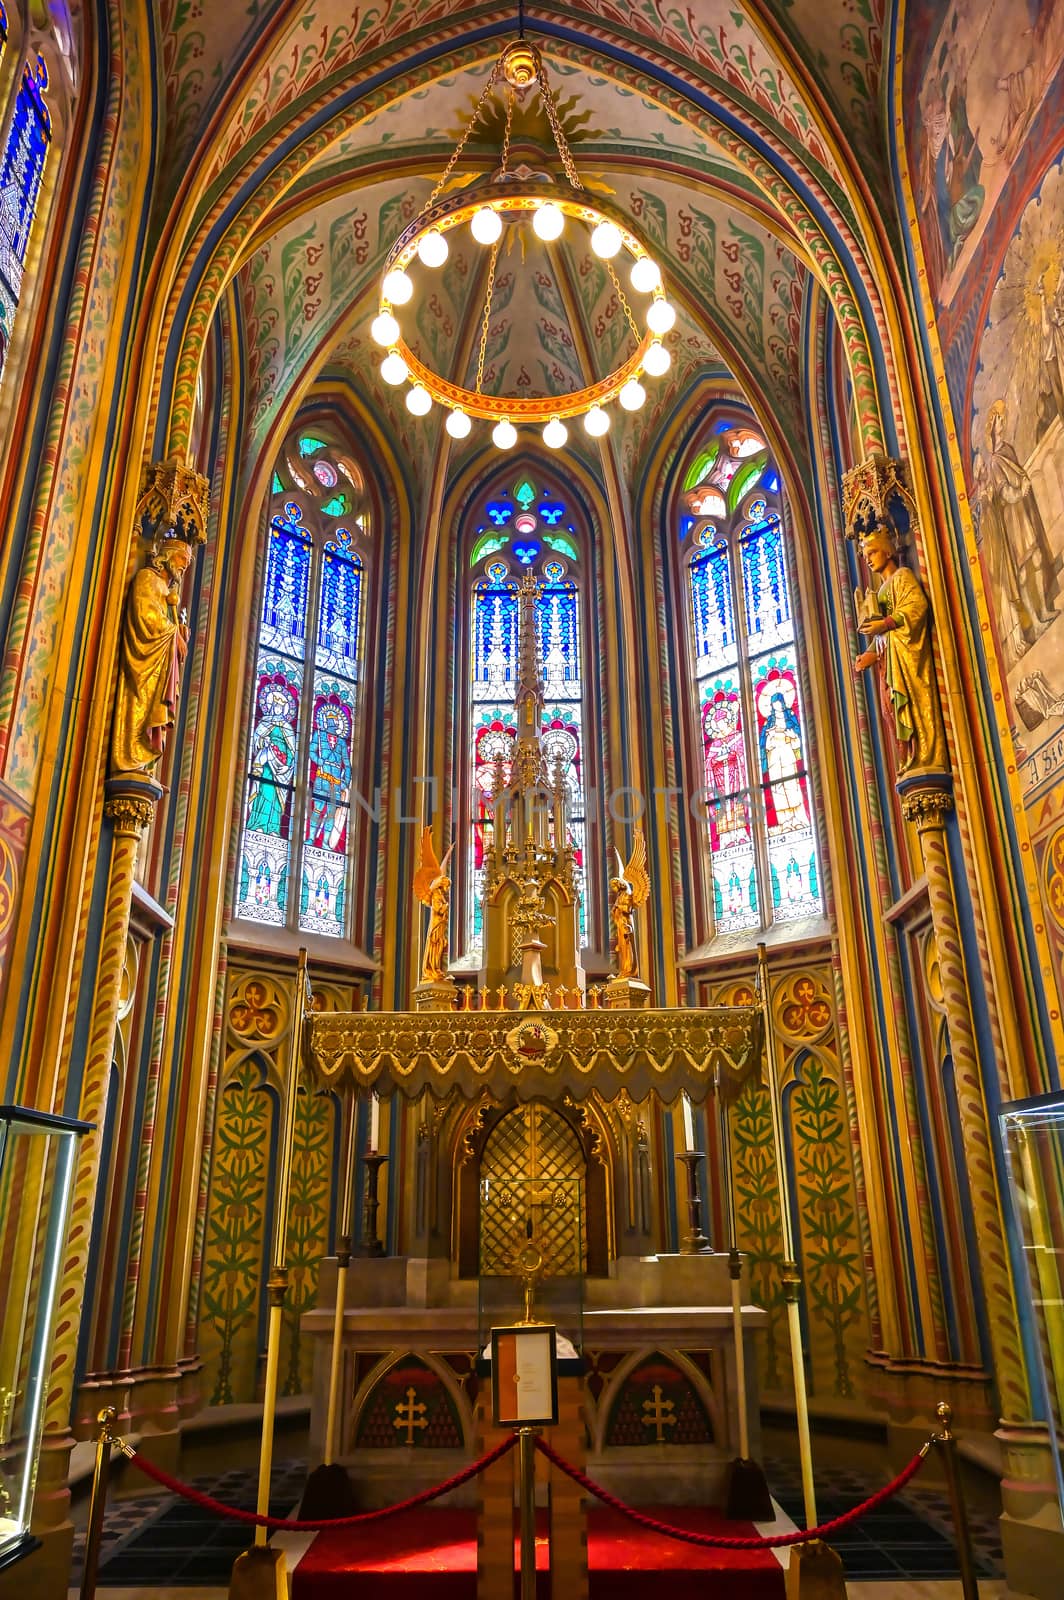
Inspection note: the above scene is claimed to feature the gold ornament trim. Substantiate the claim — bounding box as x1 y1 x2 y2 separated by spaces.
305 1003 762 1104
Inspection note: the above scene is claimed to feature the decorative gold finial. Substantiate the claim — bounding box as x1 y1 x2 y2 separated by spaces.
502 39 541 88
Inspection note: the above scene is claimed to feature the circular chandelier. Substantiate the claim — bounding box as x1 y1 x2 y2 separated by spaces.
372 37 676 450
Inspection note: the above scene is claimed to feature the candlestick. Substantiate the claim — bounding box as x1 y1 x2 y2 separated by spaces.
369 1089 380 1154
681 1092 695 1153
362 1152 388 1257
675 1150 711 1253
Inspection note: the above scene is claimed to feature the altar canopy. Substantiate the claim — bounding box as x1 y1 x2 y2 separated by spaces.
304 1003 763 1105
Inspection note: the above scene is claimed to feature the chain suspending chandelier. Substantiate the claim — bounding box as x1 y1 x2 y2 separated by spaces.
371 36 676 451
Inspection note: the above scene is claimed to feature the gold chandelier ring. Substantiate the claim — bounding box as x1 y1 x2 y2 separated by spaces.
392 334 654 422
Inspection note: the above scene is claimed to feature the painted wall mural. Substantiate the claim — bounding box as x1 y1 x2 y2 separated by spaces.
198 964 348 1406
904 1 1064 312
710 965 869 1407
972 154 1064 794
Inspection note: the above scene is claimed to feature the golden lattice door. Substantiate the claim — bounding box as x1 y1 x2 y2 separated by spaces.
479 1103 586 1276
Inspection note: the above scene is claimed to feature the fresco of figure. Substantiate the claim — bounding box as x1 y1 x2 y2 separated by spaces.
974 400 1057 667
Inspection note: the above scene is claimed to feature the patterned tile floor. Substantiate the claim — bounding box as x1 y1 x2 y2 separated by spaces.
69 1452 1003 1587
764 1454 1003 1583
69 1459 307 1587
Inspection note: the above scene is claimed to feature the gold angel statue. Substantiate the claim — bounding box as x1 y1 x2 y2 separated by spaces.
414 827 454 984
610 826 650 980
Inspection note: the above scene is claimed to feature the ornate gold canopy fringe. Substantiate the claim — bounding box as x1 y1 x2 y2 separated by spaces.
304 1003 763 1105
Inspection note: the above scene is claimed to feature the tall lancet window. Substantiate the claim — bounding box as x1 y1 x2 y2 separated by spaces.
680 417 820 936
467 474 586 954
236 430 370 939
0 41 50 379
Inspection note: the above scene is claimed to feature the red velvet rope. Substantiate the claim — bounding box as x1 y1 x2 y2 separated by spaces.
534 1435 929 1550
123 1433 517 1531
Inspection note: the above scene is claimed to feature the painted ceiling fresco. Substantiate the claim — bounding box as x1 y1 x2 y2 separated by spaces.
238 152 805 477
152 0 890 210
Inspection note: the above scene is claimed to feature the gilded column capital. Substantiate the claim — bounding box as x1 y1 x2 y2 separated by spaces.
899 781 955 829
136 458 210 546
104 776 163 835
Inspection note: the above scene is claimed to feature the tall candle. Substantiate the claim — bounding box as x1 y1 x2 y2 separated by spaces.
681 1093 695 1153
369 1091 380 1154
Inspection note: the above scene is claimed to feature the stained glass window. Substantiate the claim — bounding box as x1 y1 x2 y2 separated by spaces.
236 435 370 939
468 480 588 952
0 52 50 380
682 420 820 935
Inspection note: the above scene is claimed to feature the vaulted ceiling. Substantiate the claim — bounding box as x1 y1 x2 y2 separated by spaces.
151 2 889 497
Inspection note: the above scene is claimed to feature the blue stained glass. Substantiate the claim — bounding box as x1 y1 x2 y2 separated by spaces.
539 578 580 698
514 479 536 509
544 533 578 560
0 54 50 355
473 571 518 702
690 539 736 675
284 500 303 521
261 517 312 659
514 541 540 565
680 515 695 541
740 517 791 652
316 534 362 680
0 6 8 41
487 501 514 527
299 435 327 456
539 501 565 525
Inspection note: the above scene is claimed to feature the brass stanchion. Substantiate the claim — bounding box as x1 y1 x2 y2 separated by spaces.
517 1427 537 1600
758 943 846 1600
79 1407 117 1600
300 1086 358 1517
934 1402 980 1600
230 949 311 1600
718 1091 773 1521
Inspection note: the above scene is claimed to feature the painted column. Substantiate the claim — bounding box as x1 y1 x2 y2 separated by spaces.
36 462 208 1540
899 780 1028 1421
843 453 1039 1468
35 781 159 1545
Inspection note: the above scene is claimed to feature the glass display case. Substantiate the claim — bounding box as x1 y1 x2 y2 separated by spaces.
0 1106 89 1572
1000 1091 1064 1522
477 1174 584 1360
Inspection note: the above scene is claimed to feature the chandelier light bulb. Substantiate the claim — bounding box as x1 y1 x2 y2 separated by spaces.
643 341 671 377
446 408 472 439
470 206 503 245
492 419 518 450
532 202 564 242
381 268 413 305
417 229 449 268
584 405 610 436
590 220 623 259
380 351 409 385
630 255 662 294
542 416 568 449
618 378 646 411
646 298 676 336
406 384 432 416
371 310 401 347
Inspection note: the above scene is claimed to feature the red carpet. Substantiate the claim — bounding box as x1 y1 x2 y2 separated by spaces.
292 1506 785 1597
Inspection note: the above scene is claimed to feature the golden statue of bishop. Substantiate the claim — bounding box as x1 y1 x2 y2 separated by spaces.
414 827 454 984
111 536 193 781
610 825 650 980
